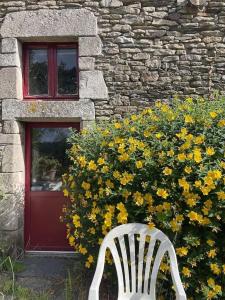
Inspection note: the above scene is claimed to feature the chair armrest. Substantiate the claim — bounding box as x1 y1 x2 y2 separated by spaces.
88 287 99 300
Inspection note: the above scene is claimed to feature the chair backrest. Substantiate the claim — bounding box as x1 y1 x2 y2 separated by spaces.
88 223 187 300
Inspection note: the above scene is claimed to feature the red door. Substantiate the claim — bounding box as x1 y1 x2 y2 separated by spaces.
25 123 79 251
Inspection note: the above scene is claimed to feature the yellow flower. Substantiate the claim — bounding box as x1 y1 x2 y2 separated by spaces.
163 167 173 175
106 179 114 189
114 122 122 129
194 180 202 188
209 111 217 119
176 247 188 257
77 156 87 167
81 181 91 191
133 191 144 206
97 157 105 165
206 147 215 156
120 172 134 186
177 153 186 162
113 170 120 179
73 215 81 228
188 211 202 223
194 135 205 145
178 178 190 192
186 198 196 207
214 285 222 294
167 149 174 157
209 170 222 180
88 227 96 235
144 130 151 138
63 188 69 197
217 119 225 127
217 191 225 200
207 249 217 258
184 115 194 123
88 160 97 171
207 278 215 287
156 132 163 139
144 193 153 204
69 236 75 246
79 244 87 255
117 202 128 224
156 188 169 199
85 191 92 199
102 165 109 173
118 153 130 162
210 263 221 275
162 202 171 210
184 166 192 174
136 160 143 169
207 240 215 247
148 222 155 230
88 255 94 264
176 128 188 139
182 267 191 277
193 148 202 163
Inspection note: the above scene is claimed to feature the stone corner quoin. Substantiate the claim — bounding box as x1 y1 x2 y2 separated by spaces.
0 8 97 38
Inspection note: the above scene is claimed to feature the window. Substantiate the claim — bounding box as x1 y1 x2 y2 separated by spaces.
23 43 78 99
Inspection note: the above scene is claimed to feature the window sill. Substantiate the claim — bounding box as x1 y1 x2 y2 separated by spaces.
23 96 79 101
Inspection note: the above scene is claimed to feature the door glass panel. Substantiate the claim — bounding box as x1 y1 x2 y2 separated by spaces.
57 48 77 95
31 127 71 191
29 49 48 95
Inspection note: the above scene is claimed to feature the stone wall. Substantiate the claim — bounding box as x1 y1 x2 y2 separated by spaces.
0 0 225 252
1 0 225 119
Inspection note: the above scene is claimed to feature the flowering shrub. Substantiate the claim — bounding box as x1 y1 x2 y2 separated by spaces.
62 97 225 299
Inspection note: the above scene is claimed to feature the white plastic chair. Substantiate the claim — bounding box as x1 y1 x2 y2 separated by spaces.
88 223 187 300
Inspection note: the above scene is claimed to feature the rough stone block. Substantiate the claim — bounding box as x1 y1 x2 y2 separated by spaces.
80 120 96 129
1 9 97 38
115 36 134 44
0 173 24 194
79 57 95 70
152 19 178 26
79 37 102 56
112 24 131 32
3 121 22 134
1 38 18 53
0 53 20 67
133 53 150 60
0 134 22 144
100 0 123 7
0 194 20 231
79 71 108 99
2 145 24 172
2 99 95 121
0 68 22 99
146 30 167 38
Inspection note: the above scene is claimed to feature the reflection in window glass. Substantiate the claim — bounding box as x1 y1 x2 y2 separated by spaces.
57 48 77 95
31 128 72 191
29 49 48 95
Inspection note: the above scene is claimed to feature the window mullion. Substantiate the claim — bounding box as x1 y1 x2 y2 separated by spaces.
53 46 57 98
48 46 54 98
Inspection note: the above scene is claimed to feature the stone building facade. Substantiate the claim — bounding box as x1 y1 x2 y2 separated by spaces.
0 0 225 252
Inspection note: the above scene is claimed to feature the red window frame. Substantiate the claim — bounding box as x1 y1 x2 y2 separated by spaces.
23 43 79 100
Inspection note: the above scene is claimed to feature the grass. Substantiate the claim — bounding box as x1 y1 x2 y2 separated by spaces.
0 275 51 300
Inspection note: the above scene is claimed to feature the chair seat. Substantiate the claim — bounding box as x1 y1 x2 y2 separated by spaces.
118 293 153 300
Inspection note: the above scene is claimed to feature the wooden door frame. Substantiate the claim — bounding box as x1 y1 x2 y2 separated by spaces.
24 122 79 251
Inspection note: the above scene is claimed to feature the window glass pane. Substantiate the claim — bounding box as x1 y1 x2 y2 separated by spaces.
29 49 48 95
57 48 77 95
31 127 72 191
